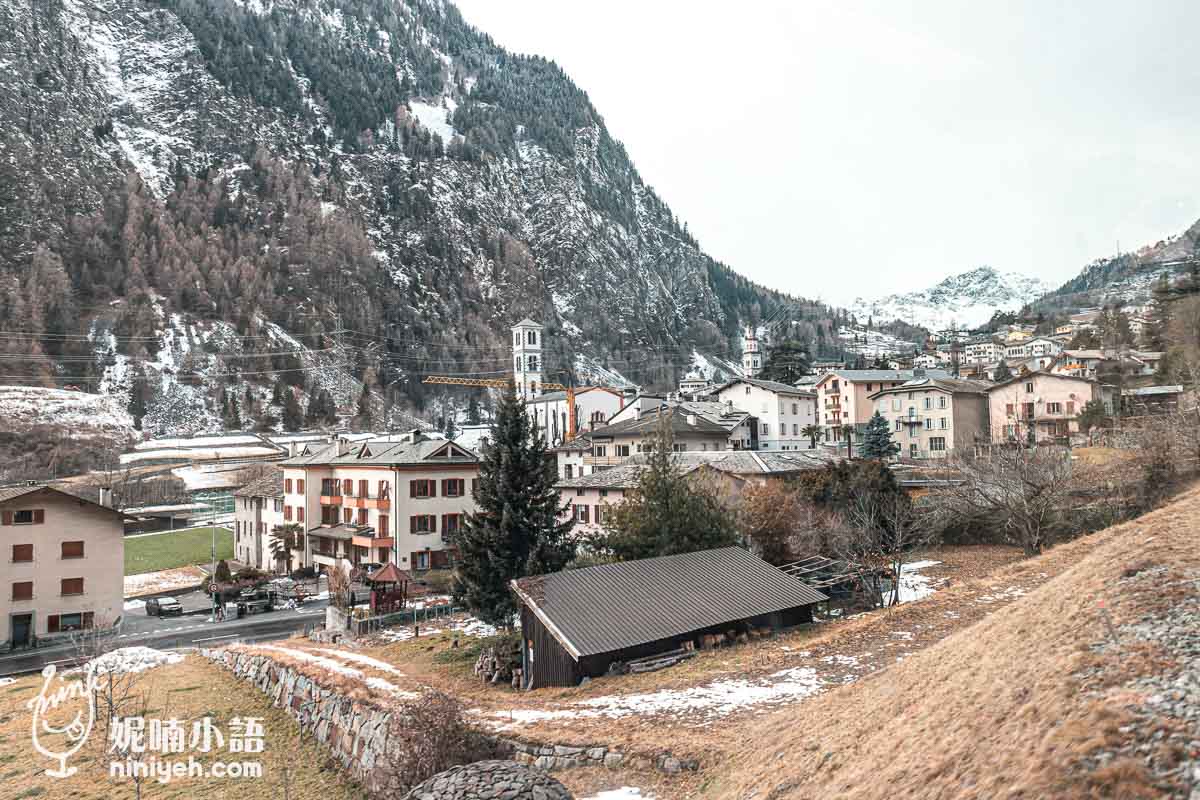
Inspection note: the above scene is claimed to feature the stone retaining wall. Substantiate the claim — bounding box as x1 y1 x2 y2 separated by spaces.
199 646 697 789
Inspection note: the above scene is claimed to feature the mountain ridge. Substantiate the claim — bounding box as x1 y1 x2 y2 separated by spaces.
849 266 1051 331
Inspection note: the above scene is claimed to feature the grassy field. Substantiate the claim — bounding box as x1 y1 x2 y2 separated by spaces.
124 526 233 575
0 657 364 800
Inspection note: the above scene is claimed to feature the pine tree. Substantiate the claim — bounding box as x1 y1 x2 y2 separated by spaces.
453 384 575 627
859 411 899 459
354 384 373 430
444 415 457 440
993 360 1013 382
467 396 481 425
282 388 302 431
601 418 739 561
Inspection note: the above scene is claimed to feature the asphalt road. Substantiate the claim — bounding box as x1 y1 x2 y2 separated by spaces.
0 599 330 677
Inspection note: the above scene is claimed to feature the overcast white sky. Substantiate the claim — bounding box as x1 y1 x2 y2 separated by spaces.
453 0 1200 306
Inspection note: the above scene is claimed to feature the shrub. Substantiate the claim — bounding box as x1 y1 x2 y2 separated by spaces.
376 690 495 795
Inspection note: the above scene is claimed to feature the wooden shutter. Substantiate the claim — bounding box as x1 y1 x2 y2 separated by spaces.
285 479 292 494
379 515 388 536
409 480 417 498
61 541 84 559
298 506 305 522
429 480 436 498
360 480 369 498
33 509 44 524
298 479 305 493
61 578 84 595
343 479 352 496
410 516 417 534
47 614 60 633
12 581 33 600
2 510 11 526
12 544 33 562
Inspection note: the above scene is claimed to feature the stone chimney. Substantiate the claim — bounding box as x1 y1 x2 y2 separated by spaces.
410 428 424 443
336 438 351 457
98 487 113 508
686 414 698 426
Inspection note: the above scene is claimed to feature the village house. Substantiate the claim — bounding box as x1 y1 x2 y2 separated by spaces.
232 470 286 572
815 368 951 447
987 372 1113 444
551 435 593 480
281 434 479 574
585 406 732 470
1051 349 1106 379
869 378 991 459
964 338 1001 363
1 485 126 651
713 377 818 450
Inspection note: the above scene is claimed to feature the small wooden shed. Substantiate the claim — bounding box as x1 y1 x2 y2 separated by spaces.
511 547 828 688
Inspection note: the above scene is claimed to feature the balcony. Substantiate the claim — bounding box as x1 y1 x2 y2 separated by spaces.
899 415 924 425
583 455 629 467
319 493 342 506
352 534 394 549
343 495 392 510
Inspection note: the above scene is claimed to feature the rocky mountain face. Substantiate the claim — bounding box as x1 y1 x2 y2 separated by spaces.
1031 218 1200 312
1 0 843 437
850 266 1051 332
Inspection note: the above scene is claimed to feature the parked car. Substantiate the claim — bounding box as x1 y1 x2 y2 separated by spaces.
145 596 183 617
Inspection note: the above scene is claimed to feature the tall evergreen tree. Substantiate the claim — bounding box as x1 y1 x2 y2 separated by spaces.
758 340 812 384
859 411 900 459
467 396 482 425
993 360 1013 382
600 419 738 561
453 384 575 627
281 388 302 431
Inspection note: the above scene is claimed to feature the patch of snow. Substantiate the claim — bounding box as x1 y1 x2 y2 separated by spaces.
0 677 16 686
581 790 652 800
897 560 942 603
123 599 147 612
408 99 458 145
86 647 183 675
450 617 497 637
0 386 134 436
249 645 416 697
976 586 1028 604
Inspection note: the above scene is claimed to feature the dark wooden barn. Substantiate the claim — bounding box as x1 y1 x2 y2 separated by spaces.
510 546 828 688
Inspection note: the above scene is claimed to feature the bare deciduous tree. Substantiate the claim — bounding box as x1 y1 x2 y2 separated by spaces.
926 447 1081 556
376 690 491 796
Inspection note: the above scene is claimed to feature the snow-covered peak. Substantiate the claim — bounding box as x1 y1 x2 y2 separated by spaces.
849 266 1050 331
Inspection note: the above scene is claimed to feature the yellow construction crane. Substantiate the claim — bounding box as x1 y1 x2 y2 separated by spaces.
421 375 581 437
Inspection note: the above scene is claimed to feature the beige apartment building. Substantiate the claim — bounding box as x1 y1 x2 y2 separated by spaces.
869 378 991 459
987 372 1113 444
281 435 479 574
233 470 286 571
816 369 950 447
1 485 125 651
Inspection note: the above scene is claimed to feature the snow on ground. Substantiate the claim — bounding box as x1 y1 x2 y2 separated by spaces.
408 99 458 144
897 560 942 603
485 665 825 729
581 790 653 800
124 565 206 595
0 677 15 687
123 599 147 612
311 649 407 678
976 586 1029 604
249 644 416 697
371 611 497 642
0 386 135 435
86 647 183 675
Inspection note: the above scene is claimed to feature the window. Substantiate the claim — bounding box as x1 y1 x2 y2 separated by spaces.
414 551 431 571
12 544 32 563
47 612 93 634
564 464 574 479
410 515 437 534
341 479 352 496
867 384 874 392
592 445 607 458
514 332 520 346
357 508 368 526
923 397 932 409
1024 402 1035 419
343 508 352 524
442 479 465 497
595 505 604 524
1025 382 1034 393
321 506 339 525
410 479 437 498
1047 402 1062 414
791 403 799 415
298 479 305 494
61 541 84 559
793 424 799 435
527 355 539 371
573 505 590 523
61 578 84 596
924 418 933 430
598 489 608 497
939 396 948 409
940 417 948 430
285 478 293 494
1006 403 1015 416
3 509 43 525
527 330 537 345
892 398 901 411
672 443 687 452
284 505 293 521
616 445 630 457
274 499 282 513
761 423 769 435
576 488 585 496
894 420 902 432
297 506 305 523
745 386 752 395
442 514 462 535
379 480 390 499
929 437 947 452
12 581 32 600
359 480 369 498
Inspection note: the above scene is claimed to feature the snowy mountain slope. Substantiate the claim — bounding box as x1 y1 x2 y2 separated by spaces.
849 267 1051 330
1 0 836 437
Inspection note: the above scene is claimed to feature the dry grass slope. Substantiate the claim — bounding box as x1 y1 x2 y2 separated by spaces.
710 483 1200 799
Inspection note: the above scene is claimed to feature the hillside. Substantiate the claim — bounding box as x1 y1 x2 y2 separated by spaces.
0 0 848 436
1031 217 1200 314
710 483 1200 799
849 266 1051 331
